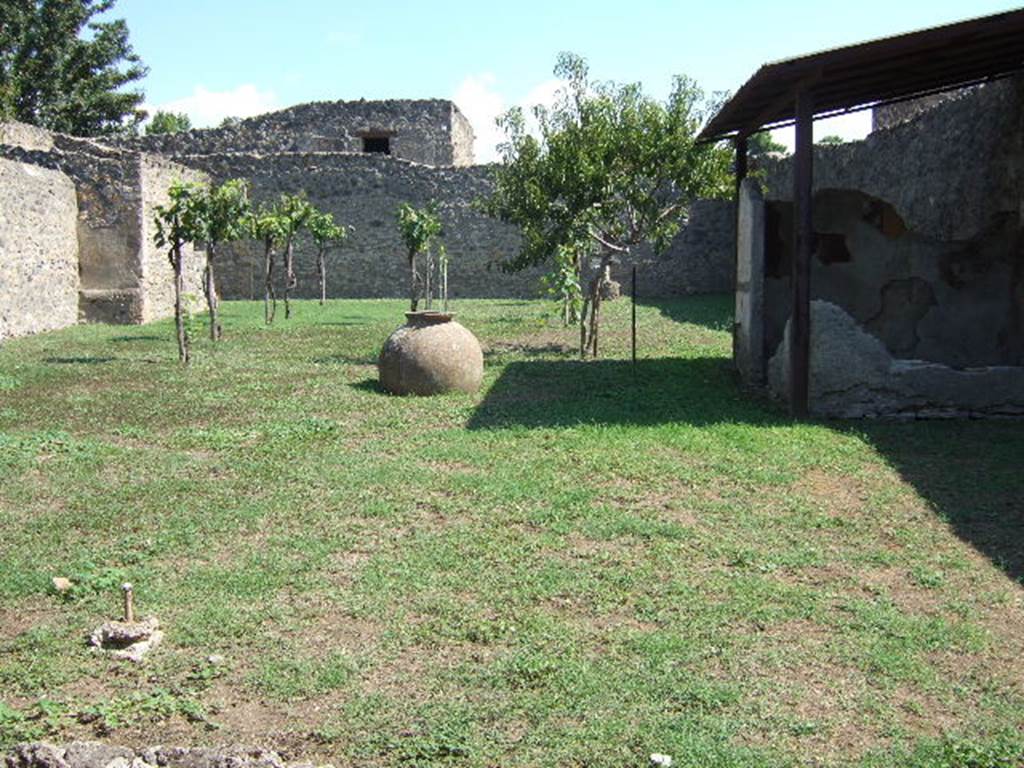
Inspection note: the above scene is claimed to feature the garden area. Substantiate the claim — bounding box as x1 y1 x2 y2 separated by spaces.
0 296 1022 767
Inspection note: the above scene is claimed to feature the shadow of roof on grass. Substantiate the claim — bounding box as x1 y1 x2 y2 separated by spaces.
636 294 734 333
855 421 1024 586
467 356 784 430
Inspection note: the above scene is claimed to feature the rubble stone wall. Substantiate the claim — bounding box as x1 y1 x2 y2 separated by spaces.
0 158 79 341
761 77 1024 370
114 99 476 167
0 124 205 326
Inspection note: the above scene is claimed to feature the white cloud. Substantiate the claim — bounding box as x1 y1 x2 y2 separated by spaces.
769 109 873 152
453 73 506 164
145 84 278 129
452 74 565 164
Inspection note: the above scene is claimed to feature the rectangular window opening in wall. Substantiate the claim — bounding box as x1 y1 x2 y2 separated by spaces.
363 136 391 155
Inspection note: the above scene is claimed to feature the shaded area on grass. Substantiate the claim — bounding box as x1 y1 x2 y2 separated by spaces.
859 421 1024 586
637 294 734 333
468 356 780 430
42 356 116 365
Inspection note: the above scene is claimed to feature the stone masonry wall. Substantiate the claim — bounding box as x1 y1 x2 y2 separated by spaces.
629 199 735 297
173 150 735 302
0 123 205 325
0 157 79 341
450 105 476 168
870 89 970 132
179 151 541 300
115 99 475 167
760 77 1024 369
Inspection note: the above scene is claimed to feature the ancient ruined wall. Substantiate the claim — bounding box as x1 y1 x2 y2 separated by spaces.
0 158 79 341
173 150 734 302
0 123 205 327
761 77 1024 370
450 106 476 168
871 88 971 132
629 199 735 297
116 99 473 166
180 151 539 300
0 122 55 152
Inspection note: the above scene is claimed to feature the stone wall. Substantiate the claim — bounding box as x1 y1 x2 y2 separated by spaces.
753 77 1024 417
760 77 1024 370
629 199 736 297
116 99 475 167
0 96 738 340
0 123 206 326
0 157 79 341
870 88 971 132
179 151 540 300
169 150 735 302
768 301 1024 418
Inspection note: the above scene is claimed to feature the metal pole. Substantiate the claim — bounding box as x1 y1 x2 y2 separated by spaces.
631 265 637 370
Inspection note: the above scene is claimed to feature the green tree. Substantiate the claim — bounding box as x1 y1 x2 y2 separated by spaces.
486 53 732 357
817 134 846 146
276 194 316 320
193 179 250 340
250 205 287 325
146 111 192 136
747 131 787 158
306 211 350 305
152 181 204 364
0 0 147 135
251 194 314 323
396 202 443 312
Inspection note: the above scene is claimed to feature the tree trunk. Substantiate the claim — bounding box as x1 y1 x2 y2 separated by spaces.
204 243 222 341
317 246 326 305
264 241 276 324
173 246 189 365
284 238 296 320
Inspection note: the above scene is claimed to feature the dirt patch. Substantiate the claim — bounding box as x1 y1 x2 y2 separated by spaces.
790 468 876 517
0 595 64 643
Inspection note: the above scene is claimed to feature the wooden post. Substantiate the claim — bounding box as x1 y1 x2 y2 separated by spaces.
790 90 813 418
734 135 749 364
735 135 749 199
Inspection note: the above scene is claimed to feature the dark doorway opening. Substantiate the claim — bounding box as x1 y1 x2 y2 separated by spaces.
363 136 391 155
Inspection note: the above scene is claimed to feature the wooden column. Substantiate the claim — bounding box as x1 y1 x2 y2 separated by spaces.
735 135 749 198
790 90 813 417
733 134 749 362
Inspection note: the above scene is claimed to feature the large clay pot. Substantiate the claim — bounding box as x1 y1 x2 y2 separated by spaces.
378 311 484 395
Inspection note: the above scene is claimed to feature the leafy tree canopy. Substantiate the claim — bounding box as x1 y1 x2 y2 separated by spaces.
0 0 148 136
307 210 349 248
817 134 846 146
747 131 788 157
397 202 442 258
485 53 732 273
146 110 191 136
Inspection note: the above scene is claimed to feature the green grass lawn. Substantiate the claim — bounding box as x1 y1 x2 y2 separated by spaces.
1 296 1022 767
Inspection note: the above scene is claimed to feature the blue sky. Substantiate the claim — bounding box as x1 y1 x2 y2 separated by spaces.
111 0 1020 160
